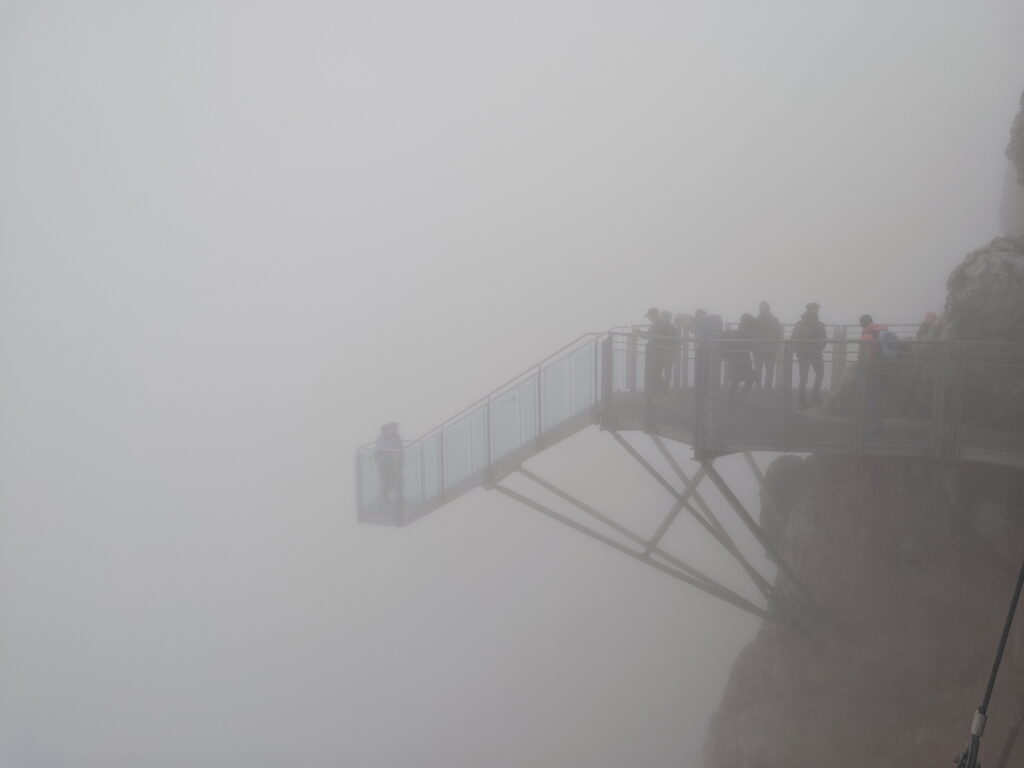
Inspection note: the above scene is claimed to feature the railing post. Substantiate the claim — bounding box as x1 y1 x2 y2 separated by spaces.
419 441 426 503
484 395 492 478
831 325 848 391
536 363 544 447
600 334 614 427
626 329 637 392
355 452 365 522
437 431 446 501
680 337 691 389
779 341 794 450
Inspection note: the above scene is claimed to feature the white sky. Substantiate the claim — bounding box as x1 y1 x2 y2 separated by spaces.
2 2 1023 766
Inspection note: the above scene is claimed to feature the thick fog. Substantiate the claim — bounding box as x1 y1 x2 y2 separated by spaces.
2 2 1023 766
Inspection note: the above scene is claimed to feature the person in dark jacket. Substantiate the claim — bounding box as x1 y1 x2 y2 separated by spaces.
639 307 673 401
791 305 827 408
375 422 404 505
752 301 783 390
722 314 756 408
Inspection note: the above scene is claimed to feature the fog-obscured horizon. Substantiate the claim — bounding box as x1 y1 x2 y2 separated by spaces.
2 2 1022 766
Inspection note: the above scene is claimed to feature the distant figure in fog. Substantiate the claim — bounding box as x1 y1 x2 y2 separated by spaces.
671 313 694 388
692 308 723 341
916 312 938 340
639 307 673 400
660 310 681 388
792 304 827 408
859 314 888 434
752 301 783 390
722 313 756 408
375 422 404 505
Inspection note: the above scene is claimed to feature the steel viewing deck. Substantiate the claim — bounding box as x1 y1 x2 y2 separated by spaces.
357 326 1024 529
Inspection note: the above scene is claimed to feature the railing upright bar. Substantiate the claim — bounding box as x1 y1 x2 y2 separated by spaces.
436 430 444 501
600 335 614 427
536 363 544 447
626 331 637 392
693 341 709 454
485 395 492 477
929 342 949 459
780 341 794 451
832 326 848 390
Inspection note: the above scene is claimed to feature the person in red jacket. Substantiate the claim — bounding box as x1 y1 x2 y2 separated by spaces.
859 314 887 434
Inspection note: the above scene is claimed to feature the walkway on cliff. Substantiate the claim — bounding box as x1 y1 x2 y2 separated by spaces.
357 324 1024 528
355 323 1024 622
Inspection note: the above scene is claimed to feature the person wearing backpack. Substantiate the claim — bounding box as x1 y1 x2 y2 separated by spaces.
791 304 827 408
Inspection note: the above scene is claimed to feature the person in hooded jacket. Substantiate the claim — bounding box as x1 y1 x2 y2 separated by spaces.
791 303 827 408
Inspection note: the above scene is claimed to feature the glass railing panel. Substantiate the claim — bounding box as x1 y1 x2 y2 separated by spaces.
421 434 440 500
571 342 595 412
402 442 422 504
858 346 937 454
542 355 572 428
357 449 379 509
470 405 488 472
702 341 781 449
443 416 472 488
519 375 539 443
490 387 522 461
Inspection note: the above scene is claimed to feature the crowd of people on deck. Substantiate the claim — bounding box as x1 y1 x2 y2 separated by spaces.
373 307 938 508
636 303 936 417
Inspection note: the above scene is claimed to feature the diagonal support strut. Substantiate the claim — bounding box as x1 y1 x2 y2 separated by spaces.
702 460 821 617
492 482 776 623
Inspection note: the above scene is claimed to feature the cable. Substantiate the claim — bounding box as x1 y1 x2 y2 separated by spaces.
955 548 1024 768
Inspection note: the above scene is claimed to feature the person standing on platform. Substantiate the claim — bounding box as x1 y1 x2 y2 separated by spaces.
660 309 681 389
792 303 827 408
859 314 887 434
722 313 756 408
375 422 404 506
638 307 672 403
752 300 783 390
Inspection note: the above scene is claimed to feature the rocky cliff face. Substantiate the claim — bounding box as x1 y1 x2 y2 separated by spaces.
704 95 1024 768
704 457 1024 768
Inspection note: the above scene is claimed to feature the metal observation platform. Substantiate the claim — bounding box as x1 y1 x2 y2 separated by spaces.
356 324 1024 623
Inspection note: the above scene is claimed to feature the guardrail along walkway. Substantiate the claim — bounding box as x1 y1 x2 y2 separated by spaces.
357 326 1024 526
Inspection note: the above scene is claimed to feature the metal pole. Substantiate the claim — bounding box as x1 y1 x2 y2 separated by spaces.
955 549 1024 768
650 436 776 601
493 484 774 622
702 460 821 617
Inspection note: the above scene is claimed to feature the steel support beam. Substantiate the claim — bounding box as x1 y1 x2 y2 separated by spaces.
493 483 775 623
517 468 756 607
702 460 821 617
616 431 777 602
651 436 776 601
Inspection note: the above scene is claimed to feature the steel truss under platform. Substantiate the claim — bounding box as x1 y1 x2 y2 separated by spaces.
491 429 820 627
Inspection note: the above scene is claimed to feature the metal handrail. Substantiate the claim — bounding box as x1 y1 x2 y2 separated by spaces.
358 331 603 449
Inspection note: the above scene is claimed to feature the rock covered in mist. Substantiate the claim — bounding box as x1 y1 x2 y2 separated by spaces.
937 235 1024 342
704 457 1024 768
